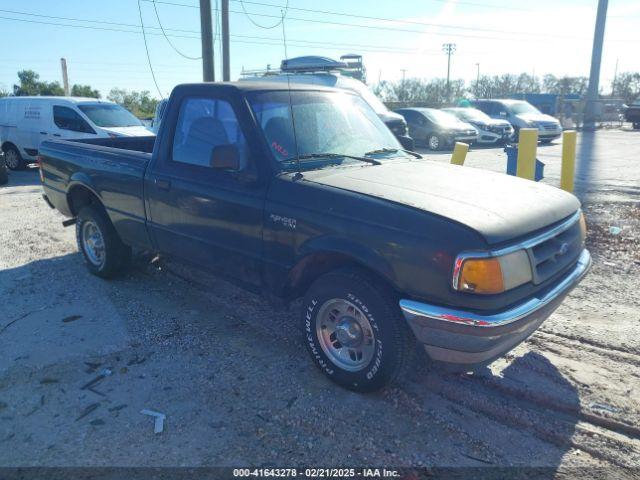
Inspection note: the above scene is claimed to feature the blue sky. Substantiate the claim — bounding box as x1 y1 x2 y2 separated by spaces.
0 0 638 98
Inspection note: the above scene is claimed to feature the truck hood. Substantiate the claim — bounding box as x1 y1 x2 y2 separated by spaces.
303 160 580 245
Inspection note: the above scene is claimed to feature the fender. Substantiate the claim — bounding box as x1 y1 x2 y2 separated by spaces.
291 234 398 290
66 173 101 215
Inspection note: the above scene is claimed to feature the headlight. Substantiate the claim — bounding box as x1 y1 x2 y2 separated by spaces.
453 250 532 294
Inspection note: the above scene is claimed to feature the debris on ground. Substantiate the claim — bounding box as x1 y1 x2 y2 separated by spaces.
140 409 166 434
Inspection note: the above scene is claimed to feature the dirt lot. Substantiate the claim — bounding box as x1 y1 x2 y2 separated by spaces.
1 130 639 476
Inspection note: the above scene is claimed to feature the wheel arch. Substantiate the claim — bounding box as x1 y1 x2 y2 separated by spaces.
66 180 104 217
283 237 399 301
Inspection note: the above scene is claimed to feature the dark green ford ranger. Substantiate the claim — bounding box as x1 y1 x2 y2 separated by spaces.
39 82 591 392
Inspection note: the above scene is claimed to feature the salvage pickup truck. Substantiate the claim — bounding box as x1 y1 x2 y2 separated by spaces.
39 82 591 392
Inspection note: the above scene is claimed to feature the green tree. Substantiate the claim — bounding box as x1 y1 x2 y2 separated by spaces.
71 84 101 98
613 72 640 104
107 88 158 118
13 70 64 96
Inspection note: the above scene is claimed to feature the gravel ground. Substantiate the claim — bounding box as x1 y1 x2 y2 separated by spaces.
1 131 639 476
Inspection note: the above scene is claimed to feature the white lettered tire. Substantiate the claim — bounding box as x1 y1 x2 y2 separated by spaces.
301 267 415 392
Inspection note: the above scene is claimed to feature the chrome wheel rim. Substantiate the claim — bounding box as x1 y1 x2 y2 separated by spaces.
82 221 105 267
5 150 19 169
316 298 376 372
429 135 439 150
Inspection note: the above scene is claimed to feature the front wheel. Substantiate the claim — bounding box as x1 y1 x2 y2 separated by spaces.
76 205 131 278
4 145 25 170
427 134 442 151
633 122 640 130
301 267 415 392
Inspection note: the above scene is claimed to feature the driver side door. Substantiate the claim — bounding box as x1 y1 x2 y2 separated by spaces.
146 96 268 287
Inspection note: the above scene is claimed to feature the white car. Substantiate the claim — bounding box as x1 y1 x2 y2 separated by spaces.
472 99 562 143
443 107 514 145
0 97 153 169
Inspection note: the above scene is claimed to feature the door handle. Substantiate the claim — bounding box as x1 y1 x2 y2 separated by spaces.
155 178 171 190
40 131 48 135
52 133 61 137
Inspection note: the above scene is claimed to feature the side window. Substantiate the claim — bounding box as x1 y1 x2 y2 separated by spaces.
172 97 248 170
53 106 95 133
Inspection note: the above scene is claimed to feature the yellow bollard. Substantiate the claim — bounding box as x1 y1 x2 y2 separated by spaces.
450 142 469 166
560 130 577 192
516 128 538 180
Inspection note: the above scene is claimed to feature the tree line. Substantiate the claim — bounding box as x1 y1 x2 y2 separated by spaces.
374 72 640 107
0 70 159 118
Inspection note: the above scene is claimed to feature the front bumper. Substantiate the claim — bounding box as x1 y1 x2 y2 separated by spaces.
399 249 591 370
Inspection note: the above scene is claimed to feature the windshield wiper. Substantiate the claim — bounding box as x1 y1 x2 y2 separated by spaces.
364 148 422 159
295 153 381 165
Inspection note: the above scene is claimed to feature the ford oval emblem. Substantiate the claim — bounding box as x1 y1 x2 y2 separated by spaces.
557 242 569 256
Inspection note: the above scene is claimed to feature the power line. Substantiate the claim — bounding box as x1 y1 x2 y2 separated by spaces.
239 0 288 29
143 0 639 44
137 0 164 98
229 0 541 37
0 11 481 56
151 0 201 59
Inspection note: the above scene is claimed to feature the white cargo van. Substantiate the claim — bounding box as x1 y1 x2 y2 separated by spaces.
0 97 152 169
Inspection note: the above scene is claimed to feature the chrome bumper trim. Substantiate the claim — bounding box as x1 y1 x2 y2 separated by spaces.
400 249 591 328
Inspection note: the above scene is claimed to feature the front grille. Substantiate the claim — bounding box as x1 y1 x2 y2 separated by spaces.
540 122 559 131
527 216 583 285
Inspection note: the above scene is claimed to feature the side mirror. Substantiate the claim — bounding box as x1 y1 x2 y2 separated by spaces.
210 144 240 170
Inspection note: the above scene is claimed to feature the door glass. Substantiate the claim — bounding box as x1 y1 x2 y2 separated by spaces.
53 106 95 133
172 98 248 170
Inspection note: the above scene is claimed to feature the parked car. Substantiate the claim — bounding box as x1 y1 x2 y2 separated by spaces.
472 99 562 143
623 96 640 129
0 96 153 170
394 107 478 150
39 82 590 392
442 107 513 145
241 56 415 150
0 151 7 185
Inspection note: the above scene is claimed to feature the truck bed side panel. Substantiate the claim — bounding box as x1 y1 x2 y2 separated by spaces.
40 140 153 249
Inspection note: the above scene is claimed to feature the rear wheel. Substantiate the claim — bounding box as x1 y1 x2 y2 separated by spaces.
301 267 415 392
633 122 640 130
76 205 131 278
4 145 25 170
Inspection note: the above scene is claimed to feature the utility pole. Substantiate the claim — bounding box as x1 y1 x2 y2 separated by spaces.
199 0 215 82
221 0 230 81
583 0 608 130
60 58 70 96
400 69 407 102
611 57 618 96
442 43 456 103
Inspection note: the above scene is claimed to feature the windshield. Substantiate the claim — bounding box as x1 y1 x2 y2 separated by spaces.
422 109 463 126
508 101 541 115
447 108 491 123
78 104 143 128
248 90 406 170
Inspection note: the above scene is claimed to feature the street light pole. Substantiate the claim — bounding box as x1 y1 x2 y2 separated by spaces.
583 0 608 130
442 43 456 103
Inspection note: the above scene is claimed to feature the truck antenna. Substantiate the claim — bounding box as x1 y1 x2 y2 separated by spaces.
280 9 302 178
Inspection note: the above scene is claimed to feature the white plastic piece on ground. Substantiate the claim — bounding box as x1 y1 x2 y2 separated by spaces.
140 409 166 434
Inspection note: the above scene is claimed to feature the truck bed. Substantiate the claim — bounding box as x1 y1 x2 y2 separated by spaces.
39 136 156 248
